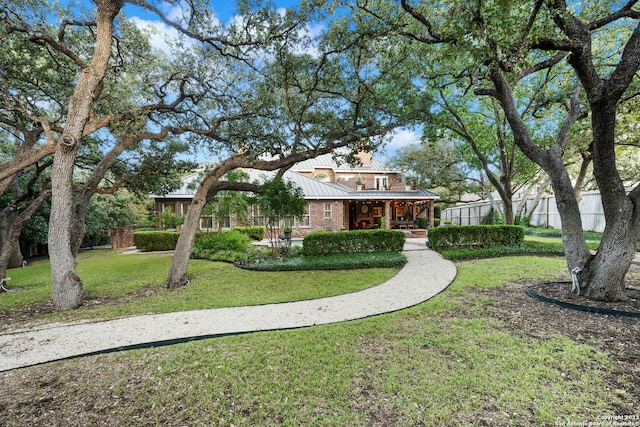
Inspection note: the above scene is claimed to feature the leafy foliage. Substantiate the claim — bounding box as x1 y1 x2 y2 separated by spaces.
252 175 307 226
428 225 524 250
303 229 405 256
252 175 307 250
389 141 481 203
133 231 181 252
82 190 148 247
192 231 251 258
239 252 407 272
232 226 265 241
524 227 603 241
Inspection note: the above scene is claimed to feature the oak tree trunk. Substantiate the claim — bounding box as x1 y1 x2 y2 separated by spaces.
547 163 592 273
165 191 207 288
579 212 637 301
575 101 640 301
50 148 84 310
0 209 24 272
48 0 122 310
502 197 514 225
165 160 240 288
0 190 51 282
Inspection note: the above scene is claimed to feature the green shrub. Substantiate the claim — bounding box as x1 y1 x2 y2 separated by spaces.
239 252 407 271
302 229 405 256
417 217 429 229
158 212 184 229
428 225 524 250
232 226 265 241
438 243 560 261
433 218 441 227
524 226 604 241
192 231 250 258
133 231 181 251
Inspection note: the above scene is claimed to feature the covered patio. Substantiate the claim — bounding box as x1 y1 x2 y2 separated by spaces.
346 189 438 234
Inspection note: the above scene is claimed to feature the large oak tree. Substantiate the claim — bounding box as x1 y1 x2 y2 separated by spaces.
2 0 428 308
1 0 196 308
158 2 429 287
394 0 640 300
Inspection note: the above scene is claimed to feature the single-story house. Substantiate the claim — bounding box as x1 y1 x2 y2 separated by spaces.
151 152 439 237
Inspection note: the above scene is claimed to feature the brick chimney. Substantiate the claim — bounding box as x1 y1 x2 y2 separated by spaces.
356 151 372 168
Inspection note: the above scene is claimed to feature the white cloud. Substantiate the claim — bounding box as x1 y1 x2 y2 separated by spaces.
294 22 325 57
164 1 190 22
128 2 219 57
384 128 421 153
129 16 183 57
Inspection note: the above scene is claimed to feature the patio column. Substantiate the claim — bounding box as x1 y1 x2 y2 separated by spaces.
384 201 391 229
429 201 435 227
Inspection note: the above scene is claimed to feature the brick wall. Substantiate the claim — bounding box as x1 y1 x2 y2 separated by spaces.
109 226 152 249
291 200 346 237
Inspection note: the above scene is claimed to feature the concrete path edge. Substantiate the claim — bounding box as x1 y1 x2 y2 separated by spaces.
0 242 456 372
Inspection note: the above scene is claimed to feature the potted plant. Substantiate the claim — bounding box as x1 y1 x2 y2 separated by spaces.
283 219 292 240
356 178 364 191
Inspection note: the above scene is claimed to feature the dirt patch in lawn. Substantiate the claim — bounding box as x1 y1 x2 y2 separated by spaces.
530 281 640 313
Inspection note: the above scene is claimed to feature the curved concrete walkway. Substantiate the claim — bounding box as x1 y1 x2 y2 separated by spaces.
0 240 456 372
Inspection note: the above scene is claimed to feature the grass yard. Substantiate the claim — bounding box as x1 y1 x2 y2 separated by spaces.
2 252 637 426
0 249 399 329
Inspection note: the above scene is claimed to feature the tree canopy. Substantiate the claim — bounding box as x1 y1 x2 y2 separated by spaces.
2 0 639 306
389 0 640 300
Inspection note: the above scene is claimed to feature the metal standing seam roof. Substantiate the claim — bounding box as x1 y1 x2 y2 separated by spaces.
291 153 397 174
149 170 200 198
152 161 439 201
285 170 439 200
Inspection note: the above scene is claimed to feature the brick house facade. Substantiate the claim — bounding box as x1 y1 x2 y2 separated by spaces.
152 153 438 238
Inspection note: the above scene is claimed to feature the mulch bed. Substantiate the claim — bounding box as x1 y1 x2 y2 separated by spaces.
530 281 640 315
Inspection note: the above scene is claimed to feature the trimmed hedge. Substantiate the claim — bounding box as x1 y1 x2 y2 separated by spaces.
133 231 181 252
303 229 405 256
428 225 524 250
232 226 265 241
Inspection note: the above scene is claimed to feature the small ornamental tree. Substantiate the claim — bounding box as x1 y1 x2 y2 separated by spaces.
253 174 307 255
212 170 250 235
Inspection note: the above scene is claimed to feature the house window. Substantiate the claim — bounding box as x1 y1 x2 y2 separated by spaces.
250 205 264 226
324 203 332 219
375 176 388 190
200 216 213 230
314 173 330 182
162 202 176 213
180 202 191 215
295 205 311 227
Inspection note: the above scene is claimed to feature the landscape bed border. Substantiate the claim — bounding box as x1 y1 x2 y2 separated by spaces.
526 282 640 318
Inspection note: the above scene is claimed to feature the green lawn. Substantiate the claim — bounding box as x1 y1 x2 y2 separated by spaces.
1 254 626 426
1 249 399 327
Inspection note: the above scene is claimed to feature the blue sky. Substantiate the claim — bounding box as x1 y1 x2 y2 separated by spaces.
120 1 420 161
123 0 303 23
